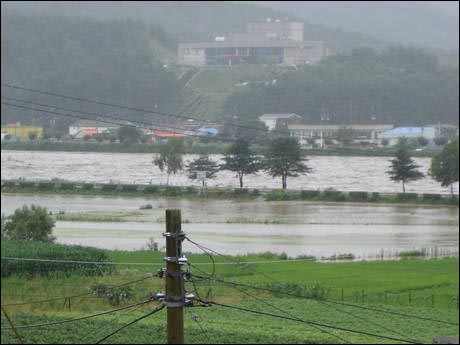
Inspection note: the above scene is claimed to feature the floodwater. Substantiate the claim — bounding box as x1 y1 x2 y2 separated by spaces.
2 194 458 258
2 150 458 194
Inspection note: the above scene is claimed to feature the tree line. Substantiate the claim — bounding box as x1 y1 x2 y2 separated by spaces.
153 137 459 195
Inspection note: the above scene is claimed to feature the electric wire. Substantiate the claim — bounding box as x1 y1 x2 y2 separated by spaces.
0 300 154 330
1 83 279 136
94 304 165 344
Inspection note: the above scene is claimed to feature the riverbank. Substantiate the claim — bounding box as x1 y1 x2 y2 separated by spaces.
0 140 438 157
2 180 458 206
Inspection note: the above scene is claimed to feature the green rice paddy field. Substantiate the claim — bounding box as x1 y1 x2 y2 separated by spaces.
1 250 458 344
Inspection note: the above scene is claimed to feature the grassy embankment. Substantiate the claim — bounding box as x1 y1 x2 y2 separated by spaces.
1 239 458 344
2 180 458 206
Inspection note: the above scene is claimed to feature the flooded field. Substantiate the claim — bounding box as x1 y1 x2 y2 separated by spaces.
2 150 458 194
2 194 458 258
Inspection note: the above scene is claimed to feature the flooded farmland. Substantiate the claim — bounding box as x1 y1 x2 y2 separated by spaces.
2 194 458 258
2 150 459 194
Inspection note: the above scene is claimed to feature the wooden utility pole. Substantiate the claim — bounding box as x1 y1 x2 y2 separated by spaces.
164 209 185 344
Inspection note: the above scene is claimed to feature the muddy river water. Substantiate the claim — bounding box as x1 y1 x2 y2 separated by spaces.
2 150 459 194
2 194 458 258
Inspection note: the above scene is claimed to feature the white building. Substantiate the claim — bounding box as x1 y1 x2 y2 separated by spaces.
259 113 301 131
288 124 394 146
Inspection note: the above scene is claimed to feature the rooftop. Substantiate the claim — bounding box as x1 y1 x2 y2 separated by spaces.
70 120 121 128
260 113 301 120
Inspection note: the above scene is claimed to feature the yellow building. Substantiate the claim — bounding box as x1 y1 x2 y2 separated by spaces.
1 122 43 139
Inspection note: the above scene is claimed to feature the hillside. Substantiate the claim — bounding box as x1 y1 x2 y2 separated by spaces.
220 47 459 128
0 12 184 131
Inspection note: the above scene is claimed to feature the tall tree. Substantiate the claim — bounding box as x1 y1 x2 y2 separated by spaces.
264 137 312 189
387 137 424 193
186 155 220 187
336 127 356 146
221 139 260 188
429 139 459 196
118 126 141 144
153 138 184 185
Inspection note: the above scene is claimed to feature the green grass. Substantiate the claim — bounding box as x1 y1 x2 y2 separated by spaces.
1 250 458 343
189 65 282 94
1 299 458 344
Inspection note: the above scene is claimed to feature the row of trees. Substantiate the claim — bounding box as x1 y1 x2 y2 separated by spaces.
153 137 310 189
153 137 459 194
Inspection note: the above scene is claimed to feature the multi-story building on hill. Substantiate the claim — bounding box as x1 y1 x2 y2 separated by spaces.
178 18 328 66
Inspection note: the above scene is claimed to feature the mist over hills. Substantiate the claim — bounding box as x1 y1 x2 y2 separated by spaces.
254 1 459 51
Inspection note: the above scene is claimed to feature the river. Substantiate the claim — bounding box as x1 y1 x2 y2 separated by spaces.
2 194 458 258
1 150 458 194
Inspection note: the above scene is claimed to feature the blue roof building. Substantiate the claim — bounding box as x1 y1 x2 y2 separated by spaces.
378 126 436 145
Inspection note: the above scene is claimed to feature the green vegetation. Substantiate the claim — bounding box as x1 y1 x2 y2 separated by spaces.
1 205 55 242
222 47 459 128
153 138 185 185
387 137 425 193
186 155 220 186
1 248 458 343
1 12 184 131
221 139 260 188
264 137 312 189
430 139 459 196
1 239 113 277
2 180 458 206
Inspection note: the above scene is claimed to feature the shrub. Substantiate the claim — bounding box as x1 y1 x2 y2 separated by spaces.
90 284 134 306
304 282 331 300
252 189 261 196
121 184 138 192
101 184 118 192
36 182 56 191
233 188 249 196
396 193 419 201
2 205 55 242
348 191 368 202
59 182 76 190
82 183 95 191
322 189 346 202
370 192 380 202
265 190 298 201
399 250 424 258
139 204 153 210
186 186 197 194
300 190 320 200
422 193 442 202
143 186 159 194
163 186 183 196
1 239 113 277
18 181 37 189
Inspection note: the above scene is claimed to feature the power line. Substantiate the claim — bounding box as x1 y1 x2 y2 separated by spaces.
1 273 158 307
200 300 420 344
185 240 459 327
1 83 275 136
1 300 154 330
0 101 228 143
0 256 311 266
0 96 231 142
185 236 279 282
189 264 420 344
95 304 165 344
190 268 459 327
